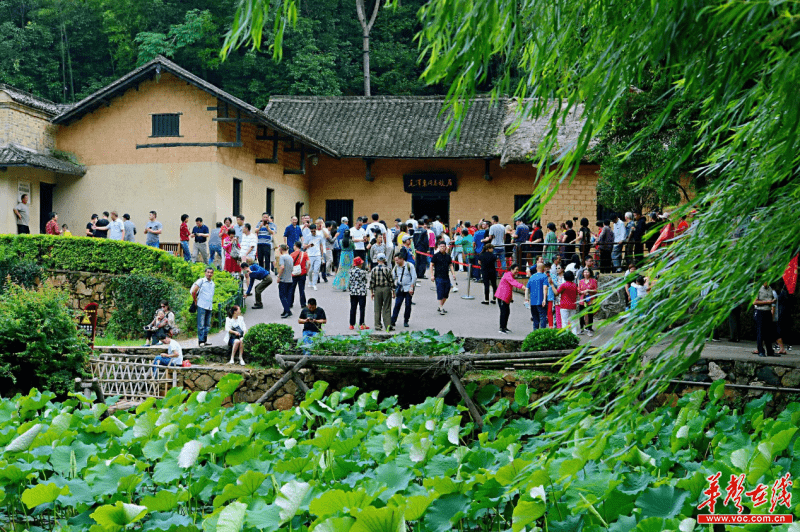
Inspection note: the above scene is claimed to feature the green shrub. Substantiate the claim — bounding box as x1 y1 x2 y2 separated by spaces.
106 274 186 339
0 235 242 335
0 247 44 292
243 323 295 365
0 283 90 396
521 328 580 351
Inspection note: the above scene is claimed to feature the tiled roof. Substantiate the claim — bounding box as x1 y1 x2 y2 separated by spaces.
498 100 594 166
0 84 72 116
263 96 506 159
51 56 338 157
0 143 86 175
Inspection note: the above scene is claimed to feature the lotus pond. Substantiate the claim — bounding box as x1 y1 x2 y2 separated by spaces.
0 376 797 531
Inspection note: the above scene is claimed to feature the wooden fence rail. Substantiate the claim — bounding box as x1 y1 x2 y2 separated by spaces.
89 353 184 403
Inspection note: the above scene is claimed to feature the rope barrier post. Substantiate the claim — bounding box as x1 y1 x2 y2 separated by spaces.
461 270 475 300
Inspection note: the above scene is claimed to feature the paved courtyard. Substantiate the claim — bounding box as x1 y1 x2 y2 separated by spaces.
207 270 537 345
187 270 797 366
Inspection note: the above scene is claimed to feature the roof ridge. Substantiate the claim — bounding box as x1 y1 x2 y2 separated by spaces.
267 95 507 103
0 83 60 107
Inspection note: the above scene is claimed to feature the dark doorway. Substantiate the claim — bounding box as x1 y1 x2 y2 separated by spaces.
326 199 353 225
40 183 55 234
232 178 242 216
411 192 449 226
514 194 539 225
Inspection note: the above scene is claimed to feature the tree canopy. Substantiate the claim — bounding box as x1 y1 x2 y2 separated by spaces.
225 0 800 438
0 0 443 105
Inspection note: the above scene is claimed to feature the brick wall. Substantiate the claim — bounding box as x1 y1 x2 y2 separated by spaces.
306 155 600 226
0 93 56 153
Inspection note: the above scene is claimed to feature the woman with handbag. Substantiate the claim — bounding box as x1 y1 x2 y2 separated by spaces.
224 305 247 365
290 241 309 308
223 228 241 275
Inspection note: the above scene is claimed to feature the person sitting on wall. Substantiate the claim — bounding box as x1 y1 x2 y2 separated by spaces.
152 335 183 377
143 301 174 346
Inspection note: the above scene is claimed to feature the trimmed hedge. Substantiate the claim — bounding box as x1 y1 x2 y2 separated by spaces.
0 234 197 285
243 323 295 366
521 328 580 351
0 235 242 335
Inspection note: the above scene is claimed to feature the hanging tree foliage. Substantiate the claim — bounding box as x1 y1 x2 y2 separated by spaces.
222 0 800 444
590 75 701 214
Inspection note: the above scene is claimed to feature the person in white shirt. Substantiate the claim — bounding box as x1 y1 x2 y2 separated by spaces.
406 213 419 231
152 335 183 376
303 224 325 290
240 223 258 264
431 216 444 238
301 214 313 242
107 211 125 240
611 214 627 272
350 217 368 262
224 305 248 365
366 213 386 237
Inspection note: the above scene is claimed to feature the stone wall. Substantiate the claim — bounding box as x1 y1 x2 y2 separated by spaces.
177 365 314 410
48 270 119 327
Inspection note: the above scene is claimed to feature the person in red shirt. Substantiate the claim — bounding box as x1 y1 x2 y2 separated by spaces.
179 214 191 261
45 212 61 235
675 214 690 236
550 270 579 335
290 241 309 309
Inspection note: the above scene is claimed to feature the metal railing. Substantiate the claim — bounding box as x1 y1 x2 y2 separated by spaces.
159 242 182 257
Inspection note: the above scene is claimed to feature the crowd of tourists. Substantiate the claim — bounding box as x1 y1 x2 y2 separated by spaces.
23 198 791 360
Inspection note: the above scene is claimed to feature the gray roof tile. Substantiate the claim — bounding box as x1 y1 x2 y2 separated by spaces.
0 84 72 116
264 96 506 159
0 143 86 175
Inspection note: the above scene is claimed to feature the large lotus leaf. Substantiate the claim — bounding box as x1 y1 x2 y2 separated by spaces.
276 480 312 523
314 516 356 532
423 493 470 532
495 459 533 486
608 515 637 532
91 501 148 528
303 426 340 450
214 501 247 532
139 511 194 531
374 463 414 502
84 464 137 498
178 440 203 469
21 482 69 509
747 443 773 484
152 458 183 485
212 471 268 508
635 485 690 519
50 441 96 476
511 499 546 532
244 500 282 531
5 423 44 452
350 506 406 532
141 490 185 512
309 489 375 519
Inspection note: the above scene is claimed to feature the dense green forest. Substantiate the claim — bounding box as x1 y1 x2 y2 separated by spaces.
0 0 450 105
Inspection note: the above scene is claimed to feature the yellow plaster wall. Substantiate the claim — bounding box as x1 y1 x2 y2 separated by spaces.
306 156 599 226
0 92 57 153
56 73 218 166
0 168 57 234
52 161 307 242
